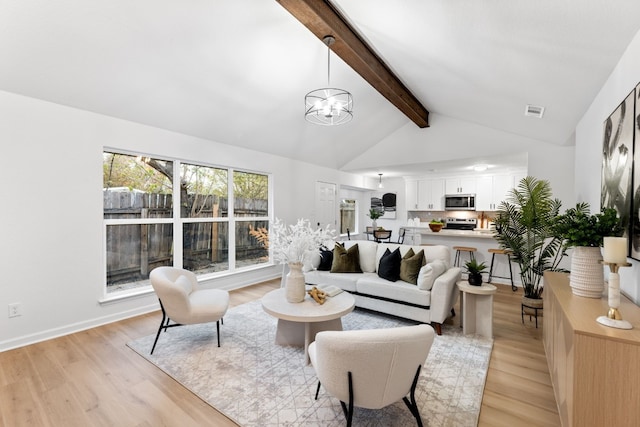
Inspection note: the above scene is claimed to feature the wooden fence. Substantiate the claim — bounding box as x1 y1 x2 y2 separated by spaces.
104 190 268 285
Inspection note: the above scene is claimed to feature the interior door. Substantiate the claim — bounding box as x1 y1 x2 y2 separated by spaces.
315 181 337 231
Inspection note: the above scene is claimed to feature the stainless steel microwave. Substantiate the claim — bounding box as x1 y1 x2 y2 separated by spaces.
444 194 476 211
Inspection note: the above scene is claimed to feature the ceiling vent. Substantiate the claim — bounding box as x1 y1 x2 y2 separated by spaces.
524 104 545 118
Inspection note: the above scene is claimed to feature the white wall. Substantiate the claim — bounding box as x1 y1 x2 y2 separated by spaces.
0 90 365 351
576 28 640 304
344 113 576 208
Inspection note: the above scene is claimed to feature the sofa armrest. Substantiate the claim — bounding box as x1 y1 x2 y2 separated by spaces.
429 267 462 324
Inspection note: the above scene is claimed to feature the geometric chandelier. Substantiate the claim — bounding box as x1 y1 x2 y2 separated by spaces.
305 35 353 126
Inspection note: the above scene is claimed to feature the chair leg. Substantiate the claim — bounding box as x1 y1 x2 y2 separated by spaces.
216 320 221 347
315 381 321 400
402 365 424 427
341 371 353 427
151 299 168 355
488 253 497 283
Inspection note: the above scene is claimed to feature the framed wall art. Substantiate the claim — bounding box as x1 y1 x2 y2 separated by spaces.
371 192 397 220
632 84 640 260
601 88 635 256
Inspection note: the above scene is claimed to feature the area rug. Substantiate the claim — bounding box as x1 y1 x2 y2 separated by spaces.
127 300 493 426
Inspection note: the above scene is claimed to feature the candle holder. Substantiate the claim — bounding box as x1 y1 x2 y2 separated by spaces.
597 261 633 329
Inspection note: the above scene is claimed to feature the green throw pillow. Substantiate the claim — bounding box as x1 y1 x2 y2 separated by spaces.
331 243 363 273
400 249 424 284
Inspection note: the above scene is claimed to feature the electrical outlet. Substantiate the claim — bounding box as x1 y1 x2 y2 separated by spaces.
8 303 22 318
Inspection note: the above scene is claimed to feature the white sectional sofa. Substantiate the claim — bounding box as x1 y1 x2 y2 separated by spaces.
304 240 461 334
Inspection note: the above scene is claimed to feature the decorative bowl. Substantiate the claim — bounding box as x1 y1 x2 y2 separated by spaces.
429 223 443 232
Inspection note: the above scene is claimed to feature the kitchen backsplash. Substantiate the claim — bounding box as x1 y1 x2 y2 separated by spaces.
407 210 497 229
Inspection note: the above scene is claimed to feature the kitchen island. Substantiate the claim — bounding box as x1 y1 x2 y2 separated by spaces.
402 226 518 286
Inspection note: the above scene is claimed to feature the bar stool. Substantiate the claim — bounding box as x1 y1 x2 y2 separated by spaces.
453 246 476 267
488 248 516 292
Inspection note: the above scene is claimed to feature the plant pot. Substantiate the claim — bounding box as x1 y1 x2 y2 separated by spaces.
522 295 543 317
569 246 604 298
468 273 483 286
371 219 377 230
284 262 306 303
429 223 443 232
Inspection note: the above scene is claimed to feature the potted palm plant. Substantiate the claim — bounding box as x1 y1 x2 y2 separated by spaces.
552 202 623 298
465 259 487 286
494 176 566 312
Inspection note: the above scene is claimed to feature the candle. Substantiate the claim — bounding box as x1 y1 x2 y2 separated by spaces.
603 237 627 264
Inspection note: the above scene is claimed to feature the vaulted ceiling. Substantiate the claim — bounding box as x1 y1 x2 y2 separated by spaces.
1 1 640 177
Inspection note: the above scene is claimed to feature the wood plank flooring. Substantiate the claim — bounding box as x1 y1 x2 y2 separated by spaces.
0 280 560 426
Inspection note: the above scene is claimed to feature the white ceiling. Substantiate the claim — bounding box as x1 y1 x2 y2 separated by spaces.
1 0 639 178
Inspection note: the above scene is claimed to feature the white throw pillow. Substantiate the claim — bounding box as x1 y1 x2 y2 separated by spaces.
303 249 321 272
345 240 378 273
417 259 447 290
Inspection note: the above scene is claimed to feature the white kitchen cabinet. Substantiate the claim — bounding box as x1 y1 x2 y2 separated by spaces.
405 178 444 211
475 176 494 211
445 176 476 194
406 179 419 210
492 174 513 208
418 178 444 210
476 173 522 211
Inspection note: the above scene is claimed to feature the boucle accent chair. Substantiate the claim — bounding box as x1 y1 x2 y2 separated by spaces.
309 324 435 427
149 266 229 354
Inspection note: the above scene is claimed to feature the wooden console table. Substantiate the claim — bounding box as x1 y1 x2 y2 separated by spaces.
543 272 640 427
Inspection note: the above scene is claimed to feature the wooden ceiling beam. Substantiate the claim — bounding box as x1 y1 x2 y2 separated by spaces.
276 0 429 128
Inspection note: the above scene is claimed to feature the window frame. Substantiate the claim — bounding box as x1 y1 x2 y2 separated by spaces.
102 149 273 298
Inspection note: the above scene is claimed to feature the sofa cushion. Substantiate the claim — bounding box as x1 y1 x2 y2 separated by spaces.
344 240 378 273
400 249 424 285
304 270 360 292
331 243 362 273
377 248 401 282
377 243 451 269
417 259 447 290
356 275 431 306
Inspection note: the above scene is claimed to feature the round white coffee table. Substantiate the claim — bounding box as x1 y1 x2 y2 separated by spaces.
261 287 355 364
457 281 497 338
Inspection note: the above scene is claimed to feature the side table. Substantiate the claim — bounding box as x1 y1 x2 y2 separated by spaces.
457 281 497 338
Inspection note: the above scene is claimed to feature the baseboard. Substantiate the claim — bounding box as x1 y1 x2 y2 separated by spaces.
0 303 159 352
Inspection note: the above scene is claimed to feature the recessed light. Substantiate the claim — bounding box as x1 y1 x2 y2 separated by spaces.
473 164 488 172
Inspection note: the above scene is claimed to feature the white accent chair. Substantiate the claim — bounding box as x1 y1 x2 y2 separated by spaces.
149 266 229 355
308 324 435 426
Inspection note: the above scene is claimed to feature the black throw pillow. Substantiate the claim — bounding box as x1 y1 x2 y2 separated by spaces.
318 247 334 271
378 248 401 282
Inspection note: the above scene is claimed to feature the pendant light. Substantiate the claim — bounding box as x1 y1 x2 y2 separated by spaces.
378 173 384 189
305 36 353 126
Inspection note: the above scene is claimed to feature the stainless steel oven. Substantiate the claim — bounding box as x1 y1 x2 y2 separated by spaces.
444 194 476 211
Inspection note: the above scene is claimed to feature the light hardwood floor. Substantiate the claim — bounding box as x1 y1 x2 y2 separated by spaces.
0 281 560 426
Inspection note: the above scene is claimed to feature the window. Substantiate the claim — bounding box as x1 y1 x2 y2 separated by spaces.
233 171 269 267
340 199 357 235
103 151 271 294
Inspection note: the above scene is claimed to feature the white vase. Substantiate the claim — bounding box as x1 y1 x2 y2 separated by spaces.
285 262 306 303
569 246 604 298
372 219 377 229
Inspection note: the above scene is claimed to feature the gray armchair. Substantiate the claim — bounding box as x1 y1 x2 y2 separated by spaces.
149 266 229 354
